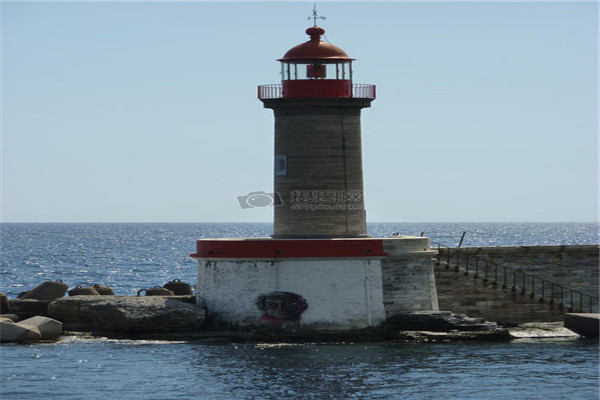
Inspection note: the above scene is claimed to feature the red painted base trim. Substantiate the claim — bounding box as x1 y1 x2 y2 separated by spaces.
190 238 386 259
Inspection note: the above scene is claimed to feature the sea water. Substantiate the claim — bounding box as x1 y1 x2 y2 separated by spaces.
1 222 599 399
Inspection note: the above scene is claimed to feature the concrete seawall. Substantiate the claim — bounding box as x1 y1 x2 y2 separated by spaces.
4 245 597 337
564 313 599 338
434 245 599 325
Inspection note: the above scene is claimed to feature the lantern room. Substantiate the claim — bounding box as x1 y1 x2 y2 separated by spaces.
258 25 375 100
278 26 353 98
277 26 353 98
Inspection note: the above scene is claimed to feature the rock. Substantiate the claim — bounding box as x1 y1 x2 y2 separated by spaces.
395 329 510 342
0 320 42 343
0 314 19 322
393 329 510 342
48 295 206 333
163 280 193 295
92 285 115 295
0 292 10 313
20 281 68 301
396 331 450 341
0 316 62 342
564 313 599 338
382 311 510 342
9 299 52 319
138 287 175 296
19 316 63 340
508 322 580 339
173 295 196 304
385 311 502 332
68 286 101 296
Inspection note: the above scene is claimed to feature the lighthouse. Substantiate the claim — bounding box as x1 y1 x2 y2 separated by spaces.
258 23 375 238
192 16 439 332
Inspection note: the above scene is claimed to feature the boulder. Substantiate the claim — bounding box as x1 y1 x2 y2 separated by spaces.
20 281 68 301
385 311 502 332
138 287 174 296
48 295 206 333
383 311 510 341
395 330 510 342
0 320 42 343
508 322 580 339
68 286 101 296
92 285 115 295
9 299 52 319
0 314 19 322
163 280 193 295
19 316 63 340
0 292 10 313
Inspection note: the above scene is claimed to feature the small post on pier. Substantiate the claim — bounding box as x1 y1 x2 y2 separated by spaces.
457 231 467 248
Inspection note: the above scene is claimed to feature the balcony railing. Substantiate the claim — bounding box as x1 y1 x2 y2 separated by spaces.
258 84 376 100
257 84 283 99
352 84 376 99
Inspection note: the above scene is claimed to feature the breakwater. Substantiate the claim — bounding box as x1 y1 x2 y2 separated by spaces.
4 244 598 339
2 222 598 337
435 245 599 325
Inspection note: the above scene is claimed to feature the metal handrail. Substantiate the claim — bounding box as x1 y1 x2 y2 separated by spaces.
437 247 599 313
429 232 467 249
257 84 282 99
352 84 376 99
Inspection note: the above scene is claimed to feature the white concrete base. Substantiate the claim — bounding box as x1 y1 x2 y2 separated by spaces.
197 258 385 330
192 236 439 331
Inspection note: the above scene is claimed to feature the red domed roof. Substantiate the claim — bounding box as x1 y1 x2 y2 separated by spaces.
278 26 354 62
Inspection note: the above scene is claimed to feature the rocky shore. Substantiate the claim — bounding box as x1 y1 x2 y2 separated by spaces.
1 281 593 344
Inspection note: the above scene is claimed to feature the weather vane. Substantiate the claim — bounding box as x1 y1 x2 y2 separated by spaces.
309 3 326 27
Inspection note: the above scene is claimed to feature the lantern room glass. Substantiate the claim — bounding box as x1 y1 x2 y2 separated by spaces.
280 61 353 81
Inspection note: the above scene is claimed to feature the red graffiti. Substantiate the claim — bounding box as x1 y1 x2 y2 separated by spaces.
256 291 308 330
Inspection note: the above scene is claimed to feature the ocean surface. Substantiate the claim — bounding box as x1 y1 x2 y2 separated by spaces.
1 222 599 399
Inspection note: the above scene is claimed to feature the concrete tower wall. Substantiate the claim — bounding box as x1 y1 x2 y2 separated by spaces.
262 98 373 238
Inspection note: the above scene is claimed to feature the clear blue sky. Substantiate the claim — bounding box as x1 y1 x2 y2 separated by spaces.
2 1 597 223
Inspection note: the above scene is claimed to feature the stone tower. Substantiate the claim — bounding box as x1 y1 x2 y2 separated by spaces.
258 26 376 238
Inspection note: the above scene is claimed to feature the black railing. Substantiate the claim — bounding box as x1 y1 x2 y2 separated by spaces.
429 231 467 249
436 246 599 313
